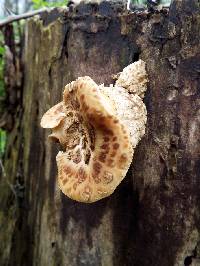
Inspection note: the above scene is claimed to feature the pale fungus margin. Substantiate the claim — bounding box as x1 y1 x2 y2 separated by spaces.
40 59 148 203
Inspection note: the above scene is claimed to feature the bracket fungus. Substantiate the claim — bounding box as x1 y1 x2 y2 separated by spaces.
41 59 148 203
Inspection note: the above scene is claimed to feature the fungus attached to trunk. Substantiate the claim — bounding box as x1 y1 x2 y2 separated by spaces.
41 59 148 203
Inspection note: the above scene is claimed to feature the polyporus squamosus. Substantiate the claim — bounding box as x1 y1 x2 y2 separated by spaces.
41 60 148 203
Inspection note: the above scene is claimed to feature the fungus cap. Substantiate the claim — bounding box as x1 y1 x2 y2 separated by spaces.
40 60 148 203
40 102 66 129
60 77 133 202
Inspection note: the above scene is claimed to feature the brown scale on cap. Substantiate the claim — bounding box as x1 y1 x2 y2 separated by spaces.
41 60 148 203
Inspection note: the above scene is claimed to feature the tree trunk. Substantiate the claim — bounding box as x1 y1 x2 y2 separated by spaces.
0 1 200 265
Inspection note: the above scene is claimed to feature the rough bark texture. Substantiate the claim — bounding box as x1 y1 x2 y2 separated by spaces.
0 1 200 265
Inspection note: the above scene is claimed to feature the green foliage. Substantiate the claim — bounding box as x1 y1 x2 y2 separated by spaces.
31 0 171 10
32 0 68 10
0 129 6 157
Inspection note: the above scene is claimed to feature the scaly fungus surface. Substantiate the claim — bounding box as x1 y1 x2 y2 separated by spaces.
41 60 148 203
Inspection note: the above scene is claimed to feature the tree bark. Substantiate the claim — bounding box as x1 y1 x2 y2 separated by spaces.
0 1 200 265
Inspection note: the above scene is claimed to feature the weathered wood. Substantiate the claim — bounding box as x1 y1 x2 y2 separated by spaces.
0 1 200 265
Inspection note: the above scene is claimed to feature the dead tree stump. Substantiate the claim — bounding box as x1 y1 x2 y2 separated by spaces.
0 1 200 265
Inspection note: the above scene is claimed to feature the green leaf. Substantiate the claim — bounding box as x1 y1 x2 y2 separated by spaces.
0 129 7 156
0 47 5 56
32 0 48 9
32 0 67 9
